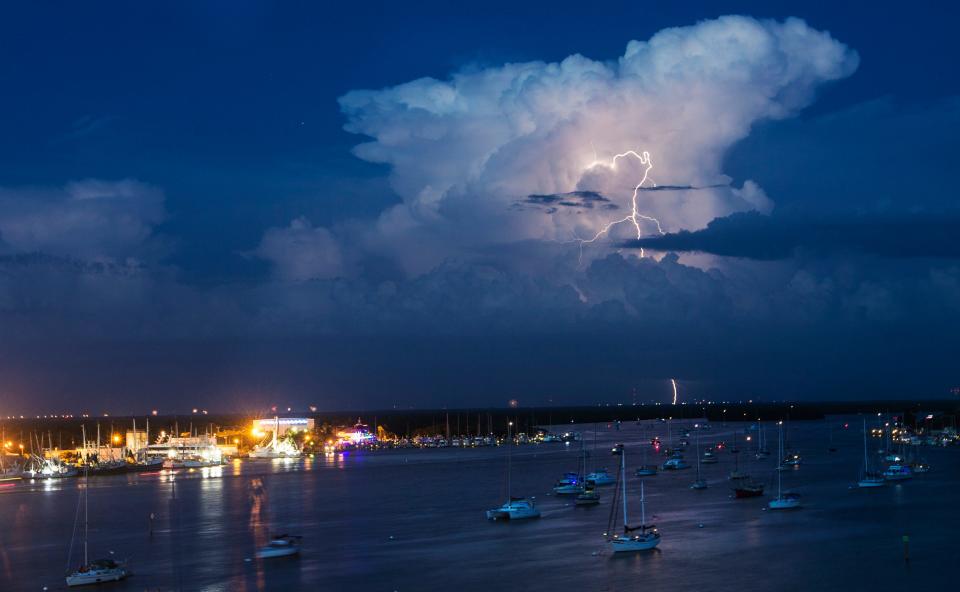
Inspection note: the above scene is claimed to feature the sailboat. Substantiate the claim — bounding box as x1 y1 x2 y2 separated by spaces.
857 418 885 488
635 427 658 476
690 427 707 490
486 422 540 521
755 423 770 459
768 421 801 509
607 444 660 552
66 467 130 586
728 431 747 480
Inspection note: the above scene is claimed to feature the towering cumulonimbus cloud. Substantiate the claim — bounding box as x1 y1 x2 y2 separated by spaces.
262 16 858 279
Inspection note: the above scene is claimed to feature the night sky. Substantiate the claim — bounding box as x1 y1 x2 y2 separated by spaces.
1 1 958 413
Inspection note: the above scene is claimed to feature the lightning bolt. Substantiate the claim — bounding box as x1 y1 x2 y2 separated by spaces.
569 150 665 263
671 378 678 405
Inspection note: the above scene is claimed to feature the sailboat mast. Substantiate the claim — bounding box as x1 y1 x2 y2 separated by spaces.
83 466 89 566
621 447 628 529
640 480 646 528
862 418 869 472
777 422 783 499
696 427 701 480
507 421 513 498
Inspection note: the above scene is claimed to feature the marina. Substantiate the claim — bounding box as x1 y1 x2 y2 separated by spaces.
0 415 956 590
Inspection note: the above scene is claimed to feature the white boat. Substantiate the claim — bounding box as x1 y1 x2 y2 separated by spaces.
661 458 690 471
486 497 541 520
769 422 801 510
24 455 78 479
585 468 616 486
883 464 912 481
607 445 660 553
66 464 130 587
249 417 302 458
553 472 585 495
487 422 540 521
256 535 302 559
857 418 886 488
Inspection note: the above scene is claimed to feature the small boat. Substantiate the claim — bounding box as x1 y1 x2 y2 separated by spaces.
701 450 719 464
782 453 802 466
733 481 764 498
635 466 658 477
256 535 302 559
661 458 690 471
768 422 801 510
607 446 660 553
585 468 616 486
486 497 540 520
553 472 585 495
910 462 930 474
575 485 601 506
883 464 912 481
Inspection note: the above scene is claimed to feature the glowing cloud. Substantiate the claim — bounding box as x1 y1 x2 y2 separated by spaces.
262 16 857 278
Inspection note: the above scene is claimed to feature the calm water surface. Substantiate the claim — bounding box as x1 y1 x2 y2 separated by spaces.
1 417 956 591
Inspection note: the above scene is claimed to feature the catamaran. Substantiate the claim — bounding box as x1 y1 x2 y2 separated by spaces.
607 444 660 552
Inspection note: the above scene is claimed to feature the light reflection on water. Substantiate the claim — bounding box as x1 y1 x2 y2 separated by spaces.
0 417 956 591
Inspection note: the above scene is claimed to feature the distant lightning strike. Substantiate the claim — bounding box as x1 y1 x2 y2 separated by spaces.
671 378 678 405
572 150 665 262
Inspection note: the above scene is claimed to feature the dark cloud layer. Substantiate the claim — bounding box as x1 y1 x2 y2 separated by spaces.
626 212 960 260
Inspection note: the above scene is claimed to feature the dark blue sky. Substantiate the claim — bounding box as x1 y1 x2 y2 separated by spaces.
0 2 958 412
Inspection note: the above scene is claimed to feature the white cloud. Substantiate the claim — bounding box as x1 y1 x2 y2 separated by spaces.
308 15 858 275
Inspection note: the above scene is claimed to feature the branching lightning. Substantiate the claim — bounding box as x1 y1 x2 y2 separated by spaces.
569 149 666 262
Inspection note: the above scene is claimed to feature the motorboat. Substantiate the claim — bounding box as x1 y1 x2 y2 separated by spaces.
661 458 690 471
585 468 616 486
256 535 302 559
575 486 601 506
553 472 585 495
883 464 912 481
486 497 540 520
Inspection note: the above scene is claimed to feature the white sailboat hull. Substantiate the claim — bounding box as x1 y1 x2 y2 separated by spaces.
768 497 801 510
858 478 885 488
609 534 661 552
66 567 128 587
486 500 540 520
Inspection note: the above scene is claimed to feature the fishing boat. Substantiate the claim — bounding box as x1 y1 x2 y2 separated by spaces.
607 445 660 553
24 455 78 480
256 535 302 559
487 422 540 521
66 468 130 587
857 418 885 488
768 422 801 510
